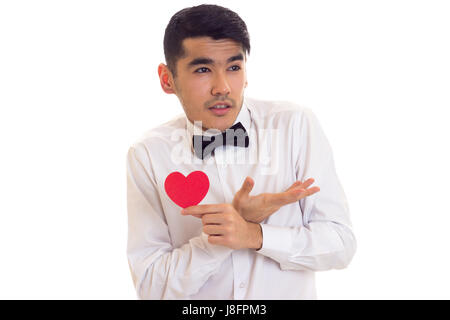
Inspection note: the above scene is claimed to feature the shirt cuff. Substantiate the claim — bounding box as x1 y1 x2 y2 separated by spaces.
256 224 292 261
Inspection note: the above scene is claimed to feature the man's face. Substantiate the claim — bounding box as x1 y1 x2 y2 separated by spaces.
167 37 247 132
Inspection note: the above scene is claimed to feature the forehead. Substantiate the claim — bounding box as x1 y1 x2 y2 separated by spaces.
180 37 244 62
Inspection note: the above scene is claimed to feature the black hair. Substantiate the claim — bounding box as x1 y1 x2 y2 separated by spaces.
163 4 251 78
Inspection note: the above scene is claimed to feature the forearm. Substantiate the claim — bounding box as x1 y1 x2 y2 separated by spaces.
257 221 356 271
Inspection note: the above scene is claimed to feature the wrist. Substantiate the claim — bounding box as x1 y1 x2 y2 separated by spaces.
247 222 263 250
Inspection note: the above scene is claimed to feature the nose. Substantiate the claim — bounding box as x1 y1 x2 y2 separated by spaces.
211 71 231 96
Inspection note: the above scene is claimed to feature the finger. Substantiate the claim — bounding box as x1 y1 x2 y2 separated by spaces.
202 213 226 225
207 235 225 245
237 176 254 196
283 188 308 204
203 224 224 236
274 184 321 206
285 181 303 191
267 189 306 207
262 180 319 208
297 186 320 199
181 204 224 216
288 186 321 202
300 178 315 189
285 178 315 192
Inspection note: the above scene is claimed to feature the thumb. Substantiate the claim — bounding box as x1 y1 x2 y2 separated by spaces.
238 176 254 196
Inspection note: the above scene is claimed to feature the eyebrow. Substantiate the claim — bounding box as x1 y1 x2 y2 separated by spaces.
187 53 244 68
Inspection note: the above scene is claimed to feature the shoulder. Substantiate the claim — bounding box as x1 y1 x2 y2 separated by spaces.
127 113 186 161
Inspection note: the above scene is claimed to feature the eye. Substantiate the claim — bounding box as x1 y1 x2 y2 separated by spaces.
195 67 210 73
229 65 241 71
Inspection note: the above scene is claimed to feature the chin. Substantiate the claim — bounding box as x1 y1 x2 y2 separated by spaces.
201 109 237 131
211 119 234 132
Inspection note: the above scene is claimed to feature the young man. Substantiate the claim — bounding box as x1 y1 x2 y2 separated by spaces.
126 4 356 299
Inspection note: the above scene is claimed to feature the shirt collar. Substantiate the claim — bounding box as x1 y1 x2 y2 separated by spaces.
185 97 252 154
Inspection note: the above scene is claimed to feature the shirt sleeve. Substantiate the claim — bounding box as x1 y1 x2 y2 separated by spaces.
126 143 233 299
256 107 357 271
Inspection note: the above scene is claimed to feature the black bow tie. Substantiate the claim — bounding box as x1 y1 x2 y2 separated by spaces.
192 122 249 159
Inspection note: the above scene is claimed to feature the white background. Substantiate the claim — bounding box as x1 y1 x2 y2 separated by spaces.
1 0 449 299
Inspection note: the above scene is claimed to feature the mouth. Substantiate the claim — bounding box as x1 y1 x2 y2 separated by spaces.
208 103 232 116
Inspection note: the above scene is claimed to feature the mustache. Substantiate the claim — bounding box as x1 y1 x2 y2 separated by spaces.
205 97 236 108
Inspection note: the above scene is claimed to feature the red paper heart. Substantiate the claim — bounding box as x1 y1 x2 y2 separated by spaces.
164 171 210 208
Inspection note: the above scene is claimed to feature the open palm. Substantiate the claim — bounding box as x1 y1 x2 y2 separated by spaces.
232 177 320 223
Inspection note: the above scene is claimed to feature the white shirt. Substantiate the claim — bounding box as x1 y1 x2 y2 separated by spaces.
126 96 356 300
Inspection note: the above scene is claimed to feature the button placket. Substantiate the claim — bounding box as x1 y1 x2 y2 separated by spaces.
213 146 253 300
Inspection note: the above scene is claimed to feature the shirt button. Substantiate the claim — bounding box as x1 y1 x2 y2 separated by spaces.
239 282 245 288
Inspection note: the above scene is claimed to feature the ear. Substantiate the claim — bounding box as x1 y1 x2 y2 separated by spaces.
244 69 248 88
158 63 176 94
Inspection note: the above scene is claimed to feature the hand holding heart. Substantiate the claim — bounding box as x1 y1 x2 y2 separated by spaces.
165 171 261 250
232 177 321 223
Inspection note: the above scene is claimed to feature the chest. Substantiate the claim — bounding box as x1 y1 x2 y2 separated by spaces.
152 144 302 247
